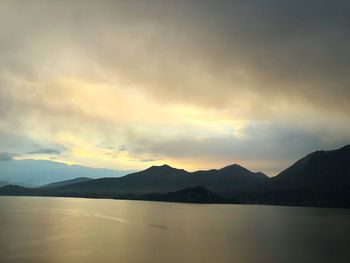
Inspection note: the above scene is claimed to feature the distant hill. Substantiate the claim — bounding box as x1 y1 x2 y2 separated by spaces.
0 159 132 186
56 164 268 194
41 177 92 188
0 180 11 187
138 186 235 204
0 185 32 196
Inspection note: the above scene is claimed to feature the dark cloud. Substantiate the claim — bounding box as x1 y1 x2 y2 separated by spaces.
0 152 14 161
1 0 350 115
1 0 350 172
27 148 61 155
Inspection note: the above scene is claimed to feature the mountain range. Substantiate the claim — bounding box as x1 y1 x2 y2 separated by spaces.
54 163 268 194
1 145 350 208
41 177 92 188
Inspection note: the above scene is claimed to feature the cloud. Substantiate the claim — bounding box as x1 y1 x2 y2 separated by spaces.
0 152 14 161
137 159 160 163
124 120 350 174
0 1 349 172
1 0 350 116
27 148 62 155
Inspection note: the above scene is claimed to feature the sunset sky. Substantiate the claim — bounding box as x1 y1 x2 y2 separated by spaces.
1 0 350 175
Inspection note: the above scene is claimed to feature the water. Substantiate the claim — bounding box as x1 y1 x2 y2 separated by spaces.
1 196 350 263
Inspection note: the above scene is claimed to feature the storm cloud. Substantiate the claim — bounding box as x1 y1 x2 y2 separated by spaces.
0 0 349 173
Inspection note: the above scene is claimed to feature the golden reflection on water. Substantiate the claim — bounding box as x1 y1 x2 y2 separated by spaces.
1 196 350 263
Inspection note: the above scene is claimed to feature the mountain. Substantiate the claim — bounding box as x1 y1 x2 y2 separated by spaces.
240 145 350 207
0 185 32 196
269 145 350 190
41 177 92 188
139 186 234 204
56 164 268 194
0 159 132 186
2 145 350 207
0 184 237 204
192 164 267 192
0 180 11 187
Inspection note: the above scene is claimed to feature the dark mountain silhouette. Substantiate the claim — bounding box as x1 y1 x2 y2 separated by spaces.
1 145 350 207
0 180 11 187
269 145 350 190
41 177 92 188
139 186 235 204
55 164 268 194
0 185 32 195
192 164 267 192
238 145 350 207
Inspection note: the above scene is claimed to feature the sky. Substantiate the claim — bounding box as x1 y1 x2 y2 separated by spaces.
1 0 350 176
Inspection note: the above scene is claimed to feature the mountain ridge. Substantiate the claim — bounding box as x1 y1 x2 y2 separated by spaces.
41 177 92 188
55 163 268 194
235 144 350 207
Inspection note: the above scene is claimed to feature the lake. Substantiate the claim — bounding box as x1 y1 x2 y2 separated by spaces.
1 196 350 263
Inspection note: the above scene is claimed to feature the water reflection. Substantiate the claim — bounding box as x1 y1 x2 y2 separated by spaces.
1 196 350 263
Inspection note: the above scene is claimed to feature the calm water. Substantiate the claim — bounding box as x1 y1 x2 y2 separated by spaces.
1 197 350 263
